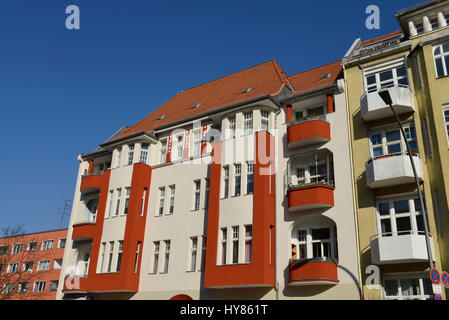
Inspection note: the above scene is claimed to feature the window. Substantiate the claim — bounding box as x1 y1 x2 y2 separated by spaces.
0 246 8 255
134 241 141 273
116 147 122 167
383 275 433 300
246 162 254 194
107 190 113 218
152 241 160 273
221 228 227 265
223 166 229 198
127 144 134 165
261 110 269 131
232 226 239 264
53 259 62 270
294 106 325 121
163 240 170 273
433 42 449 78
41 240 54 251
176 135 184 160
124 187 130 215
201 236 207 271
23 261 33 272
33 281 46 293
244 111 253 135
160 140 167 164
107 241 114 273
140 143 149 164
157 114 166 120
116 240 123 272
7 263 19 273
245 225 253 263
37 260 50 271
204 179 210 210
99 242 106 273
228 116 236 139
190 237 198 271
141 188 147 216
376 197 426 237
158 187 165 216
365 65 409 93
58 238 66 249
2 283 14 294
12 244 23 254
49 281 59 292
291 226 337 261
115 188 121 216
26 242 37 252
168 186 175 215
193 180 201 211
234 164 241 196
193 130 201 156
289 151 334 187
17 282 29 293
415 22 424 35
369 125 418 158
430 17 439 30
444 107 449 144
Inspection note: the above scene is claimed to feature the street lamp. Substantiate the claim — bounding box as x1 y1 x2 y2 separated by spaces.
378 88 435 272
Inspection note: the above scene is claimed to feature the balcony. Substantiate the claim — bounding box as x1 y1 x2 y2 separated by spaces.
366 153 423 189
287 117 330 149
80 171 105 192
370 232 434 264
361 85 415 122
288 258 339 286
288 185 334 212
72 220 96 241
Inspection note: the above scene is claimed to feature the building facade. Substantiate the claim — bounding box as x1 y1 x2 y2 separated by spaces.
0 229 67 300
58 59 362 300
342 0 449 300
58 0 449 301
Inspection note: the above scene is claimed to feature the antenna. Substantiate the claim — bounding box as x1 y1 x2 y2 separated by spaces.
57 199 72 229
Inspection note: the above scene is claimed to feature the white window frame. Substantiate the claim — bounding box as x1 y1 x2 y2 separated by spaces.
23 261 33 272
37 260 50 271
163 240 170 273
193 130 201 156
244 225 253 263
193 180 201 211
116 240 123 272
123 187 130 216
57 238 66 249
221 228 227 265
168 185 175 215
12 244 23 254
107 190 113 219
7 262 19 273
176 135 184 160
291 226 337 261
443 106 449 145
368 123 418 159
433 41 449 78
157 187 165 216
228 116 236 139
33 281 46 293
382 273 433 300
53 259 63 270
141 188 147 216
115 188 122 217
261 110 270 131
152 241 160 274
41 240 54 251
232 226 239 264
246 162 254 195
160 140 167 164
243 111 253 135
127 144 134 165
139 143 149 164
375 196 426 238
223 166 229 198
189 237 198 272
234 164 241 196
107 241 114 273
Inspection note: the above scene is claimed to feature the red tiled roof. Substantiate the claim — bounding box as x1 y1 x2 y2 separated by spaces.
115 60 289 139
360 30 403 46
287 61 342 95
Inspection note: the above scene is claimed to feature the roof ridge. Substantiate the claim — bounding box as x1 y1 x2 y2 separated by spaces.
288 60 342 78
177 60 276 93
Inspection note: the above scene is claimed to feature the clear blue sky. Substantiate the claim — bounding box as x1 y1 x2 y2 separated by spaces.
0 0 419 233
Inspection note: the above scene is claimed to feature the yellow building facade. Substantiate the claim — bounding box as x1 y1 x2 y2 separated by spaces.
342 0 449 300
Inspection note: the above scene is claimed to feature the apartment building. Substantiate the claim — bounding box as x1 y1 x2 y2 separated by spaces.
58 59 361 300
0 229 67 300
342 0 449 300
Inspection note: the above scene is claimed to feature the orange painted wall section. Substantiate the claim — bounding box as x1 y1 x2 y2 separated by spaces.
80 173 107 191
66 163 151 293
287 120 330 146
287 185 334 209
0 229 67 300
71 222 96 240
289 260 339 284
204 131 275 288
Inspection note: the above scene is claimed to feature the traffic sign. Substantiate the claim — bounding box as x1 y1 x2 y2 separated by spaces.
435 294 442 300
431 268 440 285
442 272 449 289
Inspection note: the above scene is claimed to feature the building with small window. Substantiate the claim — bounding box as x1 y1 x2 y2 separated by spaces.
0 228 67 300
342 0 449 301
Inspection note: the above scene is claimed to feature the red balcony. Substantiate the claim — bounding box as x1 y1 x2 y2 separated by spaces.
287 184 334 213
288 258 339 286
72 222 96 241
287 119 330 149
80 172 105 192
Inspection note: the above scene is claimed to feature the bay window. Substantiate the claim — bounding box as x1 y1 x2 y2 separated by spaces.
243 112 253 135
365 64 409 93
288 149 334 188
291 224 338 261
